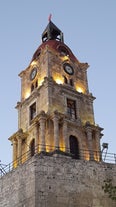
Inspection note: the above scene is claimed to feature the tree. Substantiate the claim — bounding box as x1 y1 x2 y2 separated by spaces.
102 179 116 201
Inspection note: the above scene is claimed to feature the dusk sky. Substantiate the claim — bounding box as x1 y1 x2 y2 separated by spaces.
0 0 116 164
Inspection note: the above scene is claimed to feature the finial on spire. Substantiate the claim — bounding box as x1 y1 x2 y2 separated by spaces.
48 14 52 22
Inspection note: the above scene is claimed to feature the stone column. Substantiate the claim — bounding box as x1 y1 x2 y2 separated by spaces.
53 111 59 150
63 119 69 152
17 136 22 164
76 99 80 120
35 123 39 154
12 139 17 167
95 128 102 161
86 126 94 160
39 111 46 152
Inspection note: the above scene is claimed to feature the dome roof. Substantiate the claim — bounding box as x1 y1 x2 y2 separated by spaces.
31 39 78 62
31 20 79 63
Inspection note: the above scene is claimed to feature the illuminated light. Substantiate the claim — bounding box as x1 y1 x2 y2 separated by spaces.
94 153 100 162
84 150 90 160
13 160 18 168
45 141 55 152
53 74 64 85
85 155 90 161
75 82 85 94
59 142 65 152
25 91 30 99
38 78 44 86
46 145 50 152
76 87 84 93
55 78 64 84
22 154 27 164
46 147 50 152
30 60 37 66
62 55 69 62
46 145 54 152
60 146 65 152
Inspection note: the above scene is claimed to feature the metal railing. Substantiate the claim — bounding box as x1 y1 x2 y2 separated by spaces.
0 145 116 177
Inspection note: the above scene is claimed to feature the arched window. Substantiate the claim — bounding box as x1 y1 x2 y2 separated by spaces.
31 83 34 92
30 102 36 121
58 45 69 56
64 76 68 84
30 139 35 157
69 135 80 159
67 99 77 119
32 49 41 61
35 80 38 88
69 79 73 86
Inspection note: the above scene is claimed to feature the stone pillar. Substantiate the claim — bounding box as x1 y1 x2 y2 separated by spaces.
63 119 69 152
76 99 80 120
12 139 17 167
53 111 59 150
95 128 102 161
35 123 39 154
86 126 94 160
39 111 46 152
17 136 22 164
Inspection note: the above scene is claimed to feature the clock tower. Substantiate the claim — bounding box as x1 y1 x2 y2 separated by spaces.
9 20 103 167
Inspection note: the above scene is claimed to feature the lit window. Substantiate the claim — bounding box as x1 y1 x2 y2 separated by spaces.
67 99 76 119
30 102 36 121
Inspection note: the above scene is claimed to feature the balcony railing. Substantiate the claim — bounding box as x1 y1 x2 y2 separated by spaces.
0 144 116 178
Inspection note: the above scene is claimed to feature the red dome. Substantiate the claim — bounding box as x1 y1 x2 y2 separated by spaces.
31 40 79 63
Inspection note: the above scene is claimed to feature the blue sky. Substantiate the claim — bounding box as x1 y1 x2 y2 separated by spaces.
0 0 116 164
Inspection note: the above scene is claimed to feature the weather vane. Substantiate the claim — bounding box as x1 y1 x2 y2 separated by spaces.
48 14 52 22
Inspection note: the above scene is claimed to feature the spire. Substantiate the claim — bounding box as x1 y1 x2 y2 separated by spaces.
42 19 64 43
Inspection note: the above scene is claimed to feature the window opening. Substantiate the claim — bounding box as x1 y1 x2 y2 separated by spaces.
70 79 73 86
30 139 35 156
35 80 38 88
67 99 76 119
69 136 80 159
58 46 69 56
31 84 34 92
30 102 36 121
64 76 68 84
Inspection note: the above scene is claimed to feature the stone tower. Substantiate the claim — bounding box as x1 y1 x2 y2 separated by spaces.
1 20 116 207
9 20 103 167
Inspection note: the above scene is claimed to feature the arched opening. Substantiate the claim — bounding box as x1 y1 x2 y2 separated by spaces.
30 139 35 157
64 76 68 84
35 80 38 88
58 45 69 56
69 135 80 159
30 102 36 122
67 99 77 119
31 83 34 92
69 79 73 86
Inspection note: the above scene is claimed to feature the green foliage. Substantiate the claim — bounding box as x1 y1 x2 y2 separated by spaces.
102 179 116 201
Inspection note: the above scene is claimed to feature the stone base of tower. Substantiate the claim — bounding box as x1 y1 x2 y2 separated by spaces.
0 155 116 207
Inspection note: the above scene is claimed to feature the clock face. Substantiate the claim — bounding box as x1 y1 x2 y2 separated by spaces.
63 63 74 75
30 67 37 80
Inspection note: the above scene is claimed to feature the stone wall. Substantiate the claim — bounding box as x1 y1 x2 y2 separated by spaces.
0 154 116 207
